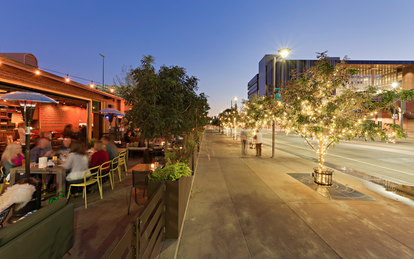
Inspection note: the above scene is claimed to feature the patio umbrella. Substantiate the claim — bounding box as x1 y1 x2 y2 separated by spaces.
99 108 125 116
100 109 125 140
0 91 57 178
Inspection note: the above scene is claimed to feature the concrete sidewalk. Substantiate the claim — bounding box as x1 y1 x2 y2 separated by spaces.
176 132 414 258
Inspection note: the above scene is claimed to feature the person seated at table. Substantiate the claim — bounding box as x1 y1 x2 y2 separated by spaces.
56 138 71 155
63 141 90 183
63 124 75 139
1 143 24 178
101 136 119 161
30 138 53 163
123 131 132 144
89 140 109 169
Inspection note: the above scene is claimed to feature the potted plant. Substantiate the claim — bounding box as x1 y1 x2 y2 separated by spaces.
148 161 192 238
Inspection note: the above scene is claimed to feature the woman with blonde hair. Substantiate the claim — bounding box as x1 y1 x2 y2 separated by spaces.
1 143 24 177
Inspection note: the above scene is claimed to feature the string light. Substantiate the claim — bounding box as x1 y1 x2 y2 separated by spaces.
109 88 115 93
35 69 41 75
65 75 70 83
89 81 95 88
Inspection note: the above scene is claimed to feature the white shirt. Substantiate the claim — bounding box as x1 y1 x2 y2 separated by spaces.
255 132 263 144
63 153 90 181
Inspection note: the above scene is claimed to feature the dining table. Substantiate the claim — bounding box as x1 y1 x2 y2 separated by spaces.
10 164 67 193
127 163 155 173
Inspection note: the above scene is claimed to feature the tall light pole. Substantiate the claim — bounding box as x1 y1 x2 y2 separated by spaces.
271 48 291 158
231 96 238 109
231 96 238 139
391 81 404 129
99 53 105 91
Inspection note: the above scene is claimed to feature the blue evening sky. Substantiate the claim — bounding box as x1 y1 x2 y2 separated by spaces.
1 0 414 115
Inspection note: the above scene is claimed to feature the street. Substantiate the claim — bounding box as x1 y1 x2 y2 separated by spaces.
261 131 414 185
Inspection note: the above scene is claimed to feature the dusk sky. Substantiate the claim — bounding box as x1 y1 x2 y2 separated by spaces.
2 0 414 115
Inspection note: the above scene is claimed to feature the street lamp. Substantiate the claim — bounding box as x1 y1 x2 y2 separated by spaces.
99 53 105 91
391 81 404 128
271 48 291 158
231 96 238 109
278 48 291 59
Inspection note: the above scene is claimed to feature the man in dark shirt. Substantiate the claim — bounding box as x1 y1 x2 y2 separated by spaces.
101 136 119 161
30 138 53 163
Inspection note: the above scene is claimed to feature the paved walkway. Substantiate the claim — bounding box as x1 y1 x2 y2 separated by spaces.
176 132 414 258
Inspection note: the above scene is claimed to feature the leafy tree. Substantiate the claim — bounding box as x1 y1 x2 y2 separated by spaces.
218 107 242 137
243 95 274 130
117 55 210 143
274 52 414 184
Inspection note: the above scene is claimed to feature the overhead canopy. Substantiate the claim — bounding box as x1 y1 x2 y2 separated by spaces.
100 108 125 116
0 91 57 103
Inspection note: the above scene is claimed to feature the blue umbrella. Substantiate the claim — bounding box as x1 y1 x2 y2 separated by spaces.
100 108 125 116
0 91 56 178
100 109 125 141
0 91 57 103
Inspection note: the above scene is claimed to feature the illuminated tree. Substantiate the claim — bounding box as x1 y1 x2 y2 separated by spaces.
218 108 242 137
275 52 413 185
243 95 275 131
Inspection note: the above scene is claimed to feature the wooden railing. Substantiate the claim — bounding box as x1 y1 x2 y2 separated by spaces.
108 223 136 259
136 183 165 258
108 184 165 259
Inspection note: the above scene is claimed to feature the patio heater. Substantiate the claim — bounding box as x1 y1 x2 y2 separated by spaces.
0 92 57 178
100 108 125 140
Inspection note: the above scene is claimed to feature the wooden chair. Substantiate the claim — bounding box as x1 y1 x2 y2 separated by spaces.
118 150 128 174
127 170 151 215
66 165 102 208
98 160 113 194
111 156 122 183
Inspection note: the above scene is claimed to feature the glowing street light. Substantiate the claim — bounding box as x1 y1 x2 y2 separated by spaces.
278 48 291 59
272 48 291 159
231 96 238 109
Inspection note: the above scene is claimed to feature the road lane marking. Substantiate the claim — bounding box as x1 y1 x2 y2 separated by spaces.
263 139 414 177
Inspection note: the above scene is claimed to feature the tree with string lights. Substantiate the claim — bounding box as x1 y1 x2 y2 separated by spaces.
274 52 413 185
218 108 243 138
243 95 275 131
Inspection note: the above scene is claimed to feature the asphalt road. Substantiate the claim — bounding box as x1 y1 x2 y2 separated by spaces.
260 131 414 186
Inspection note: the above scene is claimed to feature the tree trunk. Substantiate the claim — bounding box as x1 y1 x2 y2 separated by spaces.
317 140 325 172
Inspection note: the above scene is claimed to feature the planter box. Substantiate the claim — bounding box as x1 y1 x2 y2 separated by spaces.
313 168 333 186
148 176 193 238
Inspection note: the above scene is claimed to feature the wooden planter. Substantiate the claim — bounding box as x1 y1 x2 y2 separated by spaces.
148 176 193 238
313 168 333 186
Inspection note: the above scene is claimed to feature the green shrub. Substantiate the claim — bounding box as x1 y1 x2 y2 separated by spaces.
149 162 192 181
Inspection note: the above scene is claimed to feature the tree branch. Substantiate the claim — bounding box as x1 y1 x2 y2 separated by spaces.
323 140 334 154
301 134 317 152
